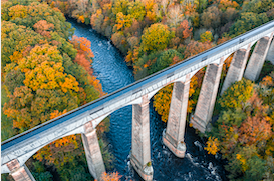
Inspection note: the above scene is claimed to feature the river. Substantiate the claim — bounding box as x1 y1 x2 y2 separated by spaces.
68 19 228 181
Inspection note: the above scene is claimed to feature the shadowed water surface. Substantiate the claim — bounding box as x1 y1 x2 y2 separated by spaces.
69 19 228 181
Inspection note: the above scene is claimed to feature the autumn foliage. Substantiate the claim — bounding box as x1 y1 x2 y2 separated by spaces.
208 73 274 180
204 137 220 155
2 0 274 180
33 109 80 167
96 172 122 181
1 1 105 180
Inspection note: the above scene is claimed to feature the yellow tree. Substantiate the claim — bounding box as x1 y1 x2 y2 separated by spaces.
114 12 132 31
153 84 174 122
141 23 173 53
18 44 79 93
205 137 220 155
200 31 213 42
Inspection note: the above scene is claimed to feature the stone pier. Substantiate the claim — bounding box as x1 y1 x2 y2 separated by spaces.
82 122 105 180
163 77 190 158
130 95 153 181
221 47 251 95
266 38 274 64
6 159 35 181
191 59 224 133
244 36 273 81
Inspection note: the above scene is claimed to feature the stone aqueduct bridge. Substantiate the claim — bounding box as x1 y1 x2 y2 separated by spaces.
2 20 274 181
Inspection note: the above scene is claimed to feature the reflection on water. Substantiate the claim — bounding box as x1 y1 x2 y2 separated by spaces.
68 19 228 181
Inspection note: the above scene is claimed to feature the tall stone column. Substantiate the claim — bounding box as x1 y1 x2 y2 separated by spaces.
191 59 224 133
6 159 35 181
244 36 273 81
81 121 105 180
163 76 190 158
266 37 274 64
130 95 153 181
220 46 251 95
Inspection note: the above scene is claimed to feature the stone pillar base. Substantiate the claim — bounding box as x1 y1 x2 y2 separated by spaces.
190 114 207 133
162 130 186 158
6 160 35 181
10 165 36 181
191 114 213 133
130 155 153 181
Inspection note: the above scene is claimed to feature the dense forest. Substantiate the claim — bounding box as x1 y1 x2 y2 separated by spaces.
1 0 274 180
1 0 115 180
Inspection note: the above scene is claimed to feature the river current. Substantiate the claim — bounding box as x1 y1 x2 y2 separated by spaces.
68 19 228 181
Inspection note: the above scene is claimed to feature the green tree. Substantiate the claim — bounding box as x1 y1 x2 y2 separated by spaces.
149 49 183 74
140 23 173 54
7 2 73 39
31 161 53 181
4 87 78 132
230 12 269 36
244 155 266 181
1 21 43 68
242 0 274 14
50 32 77 60
4 69 25 94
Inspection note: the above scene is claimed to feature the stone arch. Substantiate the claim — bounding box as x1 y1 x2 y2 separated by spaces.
146 65 206 101
1 125 85 174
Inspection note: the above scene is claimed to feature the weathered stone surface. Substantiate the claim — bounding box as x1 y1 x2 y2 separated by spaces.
191 60 224 133
163 131 186 158
130 95 153 181
7 160 35 181
82 123 105 180
221 48 250 95
266 38 274 64
245 36 273 81
163 78 190 158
